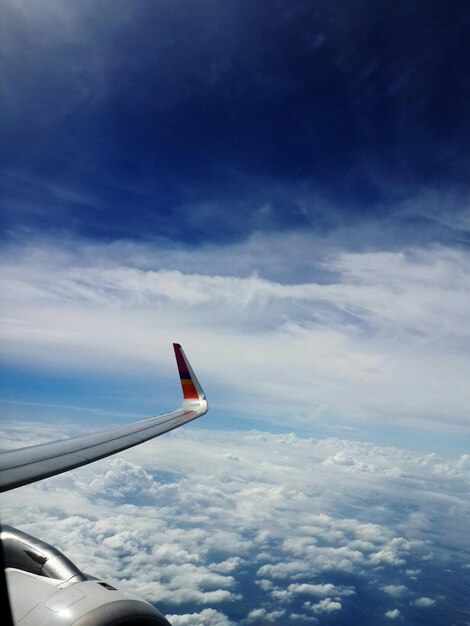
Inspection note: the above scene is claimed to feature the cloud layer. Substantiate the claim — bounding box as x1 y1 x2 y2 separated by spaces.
1 235 469 444
1 423 469 624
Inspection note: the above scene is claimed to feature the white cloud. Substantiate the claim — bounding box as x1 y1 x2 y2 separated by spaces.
287 583 344 597
246 607 285 622
290 614 318 623
1 422 468 624
1 237 470 436
209 558 244 574
305 598 342 613
370 550 405 566
166 608 234 626
385 608 401 619
413 597 435 607
322 451 378 473
382 585 407 597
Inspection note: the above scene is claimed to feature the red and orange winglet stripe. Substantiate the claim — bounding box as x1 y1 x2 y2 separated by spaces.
173 343 200 399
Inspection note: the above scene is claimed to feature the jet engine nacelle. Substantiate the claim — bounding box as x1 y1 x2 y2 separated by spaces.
2 525 171 626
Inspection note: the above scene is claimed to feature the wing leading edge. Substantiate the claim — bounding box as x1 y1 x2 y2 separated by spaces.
0 344 208 492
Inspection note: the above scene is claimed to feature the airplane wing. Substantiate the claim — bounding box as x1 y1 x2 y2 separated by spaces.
0 343 208 492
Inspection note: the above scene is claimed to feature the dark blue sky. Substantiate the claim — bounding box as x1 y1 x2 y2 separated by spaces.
2 0 470 244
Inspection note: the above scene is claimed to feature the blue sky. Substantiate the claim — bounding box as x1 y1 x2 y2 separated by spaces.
2 0 470 246
1 0 469 448
1 2 470 624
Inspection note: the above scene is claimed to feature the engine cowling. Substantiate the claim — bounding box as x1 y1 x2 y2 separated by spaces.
2 525 171 626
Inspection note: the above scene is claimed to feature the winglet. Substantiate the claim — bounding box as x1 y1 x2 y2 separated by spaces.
173 343 206 403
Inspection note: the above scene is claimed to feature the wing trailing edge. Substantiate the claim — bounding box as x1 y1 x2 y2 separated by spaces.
0 344 208 492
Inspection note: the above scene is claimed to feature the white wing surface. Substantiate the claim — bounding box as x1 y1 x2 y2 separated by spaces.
0 344 207 492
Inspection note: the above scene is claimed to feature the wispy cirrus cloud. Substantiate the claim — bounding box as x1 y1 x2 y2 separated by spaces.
1 235 469 442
